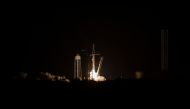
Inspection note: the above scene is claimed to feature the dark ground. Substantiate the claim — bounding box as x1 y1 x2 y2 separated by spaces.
4 79 189 98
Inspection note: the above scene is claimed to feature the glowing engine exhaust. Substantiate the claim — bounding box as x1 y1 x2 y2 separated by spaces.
89 44 106 81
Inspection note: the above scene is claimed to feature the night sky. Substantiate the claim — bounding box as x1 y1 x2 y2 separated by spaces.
14 5 169 79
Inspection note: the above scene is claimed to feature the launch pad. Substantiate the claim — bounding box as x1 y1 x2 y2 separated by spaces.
74 44 106 81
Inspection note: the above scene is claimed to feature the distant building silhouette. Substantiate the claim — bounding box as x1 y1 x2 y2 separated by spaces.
161 29 168 72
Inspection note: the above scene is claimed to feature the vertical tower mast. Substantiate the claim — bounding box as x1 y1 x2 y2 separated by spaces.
92 43 96 72
89 43 100 80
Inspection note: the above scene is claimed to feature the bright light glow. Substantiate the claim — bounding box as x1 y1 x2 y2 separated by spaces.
135 71 143 79
89 69 106 81
88 44 106 82
96 76 106 81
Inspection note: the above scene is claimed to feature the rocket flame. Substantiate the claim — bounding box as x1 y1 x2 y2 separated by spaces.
90 69 98 81
89 44 106 82
89 70 106 81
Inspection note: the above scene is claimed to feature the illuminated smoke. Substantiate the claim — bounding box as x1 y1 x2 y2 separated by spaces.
89 70 106 81
88 44 106 81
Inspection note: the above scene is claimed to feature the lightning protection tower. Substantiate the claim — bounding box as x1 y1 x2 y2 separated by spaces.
74 54 82 80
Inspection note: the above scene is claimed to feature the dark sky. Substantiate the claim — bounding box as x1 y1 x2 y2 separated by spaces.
15 5 169 79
